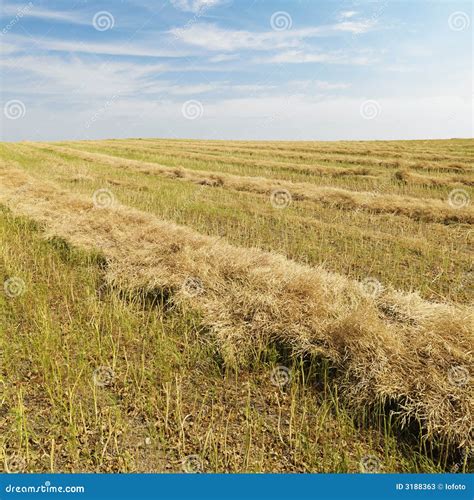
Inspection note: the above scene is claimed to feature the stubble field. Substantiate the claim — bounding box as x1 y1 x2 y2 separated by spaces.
0 138 472 473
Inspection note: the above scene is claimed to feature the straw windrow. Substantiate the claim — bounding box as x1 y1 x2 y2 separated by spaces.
25 143 474 225
1 165 472 453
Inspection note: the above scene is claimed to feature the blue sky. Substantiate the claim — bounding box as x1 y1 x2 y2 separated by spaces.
0 0 472 141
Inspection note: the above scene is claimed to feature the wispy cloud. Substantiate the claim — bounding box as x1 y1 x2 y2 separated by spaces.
263 50 377 66
1 3 89 25
333 20 375 34
208 53 239 63
0 54 168 99
0 0 469 141
170 0 226 14
311 80 351 90
170 20 377 52
339 11 357 20
5 34 187 58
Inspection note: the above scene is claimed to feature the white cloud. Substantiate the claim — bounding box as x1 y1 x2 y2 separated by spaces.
170 0 225 14
1 3 89 25
0 40 19 55
0 50 279 104
208 53 239 63
334 20 375 34
171 23 290 51
4 34 187 58
141 81 277 96
170 20 377 52
263 50 376 66
339 11 357 19
0 3 467 143
4 94 470 142
313 80 351 90
164 83 220 95
266 51 330 64
0 54 168 99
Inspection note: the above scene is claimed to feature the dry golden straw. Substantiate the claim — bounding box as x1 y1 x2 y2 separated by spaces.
27 143 474 224
0 165 472 453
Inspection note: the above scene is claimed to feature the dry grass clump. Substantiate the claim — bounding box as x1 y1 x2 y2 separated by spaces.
120 140 473 171
28 144 474 225
394 170 474 187
0 165 472 455
81 142 376 178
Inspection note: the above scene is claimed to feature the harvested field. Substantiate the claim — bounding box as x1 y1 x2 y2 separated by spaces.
0 138 473 473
